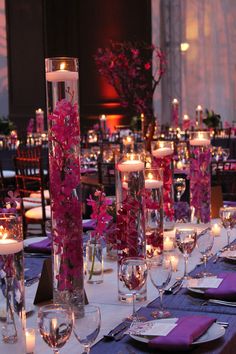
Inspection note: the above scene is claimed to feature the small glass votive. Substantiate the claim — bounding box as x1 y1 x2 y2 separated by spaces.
25 328 35 353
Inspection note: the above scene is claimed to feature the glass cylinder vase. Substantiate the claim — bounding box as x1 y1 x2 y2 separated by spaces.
189 131 211 223
0 213 25 351
144 168 164 258
151 140 175 230
45 57 84 307
116 153 146 302
85 236 103 284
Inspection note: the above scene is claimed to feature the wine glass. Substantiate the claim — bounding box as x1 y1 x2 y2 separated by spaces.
222 148 230 161
196 229 214 277
175 227 197 280
174 178 186 202
73 305 101 354
148 255 172 318
120 257 148 322
38 303 74 354
220 206 236 249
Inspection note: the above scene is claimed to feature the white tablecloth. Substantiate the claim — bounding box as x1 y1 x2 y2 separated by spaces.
0 222 235 353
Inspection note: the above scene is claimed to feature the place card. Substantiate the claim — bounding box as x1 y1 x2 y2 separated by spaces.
187 277 223 289
129 319 178 337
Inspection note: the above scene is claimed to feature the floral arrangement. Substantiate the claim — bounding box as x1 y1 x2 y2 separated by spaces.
48 98 83 293
94 41 166 120
0 116 15 135
87 189 113 240
153 156 174 222
203 109 221 128
190 147 211 223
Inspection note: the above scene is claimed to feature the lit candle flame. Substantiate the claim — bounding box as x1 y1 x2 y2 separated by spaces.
60 62 66 70
147 172 153 180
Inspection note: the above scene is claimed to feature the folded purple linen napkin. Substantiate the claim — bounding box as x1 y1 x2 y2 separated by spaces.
205 272 236 300
25 237 51 254
148 315 215 351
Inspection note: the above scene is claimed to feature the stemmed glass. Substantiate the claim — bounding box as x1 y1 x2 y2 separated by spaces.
174 178 186 201
220 206 236 249
196 229 214 277
73 305 101 354
120 257 148 322
175 227 197 280
38 303 74 354
148 256 172 318
222 148 230 161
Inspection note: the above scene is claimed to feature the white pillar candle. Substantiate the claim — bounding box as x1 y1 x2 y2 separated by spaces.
195 105 203 128
25 328 36 353
211 223 221 237
169 255 179 272
164 236 175 251
118 160 144 172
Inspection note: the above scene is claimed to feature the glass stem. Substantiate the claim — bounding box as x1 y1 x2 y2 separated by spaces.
83 345 91 353
203 254 207 275
132 292 137 322
227 230 231 249
184 254 188 279
159 289 164 310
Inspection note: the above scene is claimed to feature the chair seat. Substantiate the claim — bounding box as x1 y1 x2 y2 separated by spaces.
30 190 50 200
2 170 16 178
25 205 51 220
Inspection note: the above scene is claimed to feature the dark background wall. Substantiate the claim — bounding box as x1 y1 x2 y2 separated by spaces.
6 0 151 137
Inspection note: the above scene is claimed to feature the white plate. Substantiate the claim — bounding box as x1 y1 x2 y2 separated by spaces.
130 321 225 345
187 287 205 295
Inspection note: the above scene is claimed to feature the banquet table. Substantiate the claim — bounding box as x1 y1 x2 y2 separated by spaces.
1 224 236 353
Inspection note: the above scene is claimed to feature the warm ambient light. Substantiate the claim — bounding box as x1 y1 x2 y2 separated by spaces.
60 62 66 70
180 42 190 52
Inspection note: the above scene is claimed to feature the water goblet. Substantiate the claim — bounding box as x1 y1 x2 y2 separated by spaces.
196 229 214 277
220 206 236 249
38 303 74 354
148 255 172 318
120 257 148 322
73 305 101 354
175 227 197 280
174 178 186 202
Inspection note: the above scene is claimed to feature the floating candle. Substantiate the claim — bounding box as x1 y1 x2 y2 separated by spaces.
145 179 163 189
118 160 144 172
0 239 23 255
152 147 173 158
46 62 78 82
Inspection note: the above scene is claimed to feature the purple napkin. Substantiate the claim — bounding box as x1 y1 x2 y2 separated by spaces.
205 272 236 300
25 237 51 254
82 219 96 231
149 316 215 351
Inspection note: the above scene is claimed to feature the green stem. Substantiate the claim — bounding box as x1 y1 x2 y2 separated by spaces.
88 242 96 281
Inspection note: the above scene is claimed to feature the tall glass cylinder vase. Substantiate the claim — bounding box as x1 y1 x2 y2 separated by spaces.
45 57 84 307
145 168 164 258
151 141 175 230
0 214 25 351
116 153 146 302
189 131 211 223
